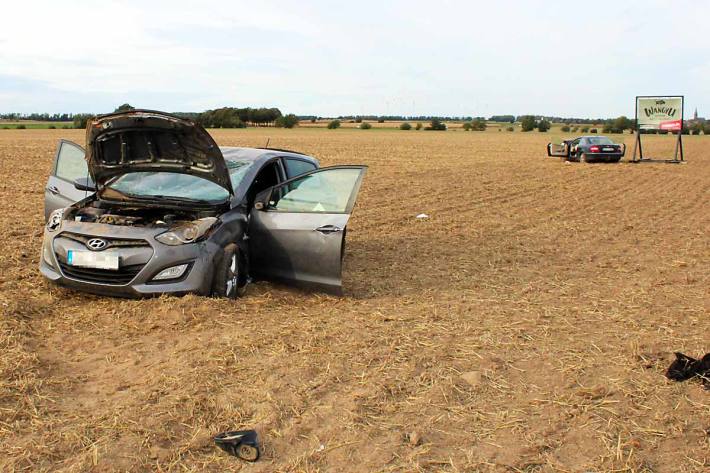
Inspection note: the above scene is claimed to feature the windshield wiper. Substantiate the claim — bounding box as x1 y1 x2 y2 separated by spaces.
121 193 223 204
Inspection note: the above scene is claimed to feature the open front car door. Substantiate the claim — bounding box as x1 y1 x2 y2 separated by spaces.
547 141 570 158
45 140 92 220
249 165 367 294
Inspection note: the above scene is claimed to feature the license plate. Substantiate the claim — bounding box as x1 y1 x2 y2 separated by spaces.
602 147 615 152
67 250 119 270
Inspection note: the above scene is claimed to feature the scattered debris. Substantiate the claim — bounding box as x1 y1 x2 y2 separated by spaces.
407 430 422 446
665 352 710 389
416 213 429 219
214 430 260 462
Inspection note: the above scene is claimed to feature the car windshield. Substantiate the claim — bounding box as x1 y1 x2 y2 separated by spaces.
586 137 614 145
106 159 254 202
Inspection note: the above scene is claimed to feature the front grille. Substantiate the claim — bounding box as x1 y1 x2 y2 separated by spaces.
58 261 144 285
60 232 150 249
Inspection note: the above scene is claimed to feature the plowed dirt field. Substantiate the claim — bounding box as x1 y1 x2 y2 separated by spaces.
1 128 708 472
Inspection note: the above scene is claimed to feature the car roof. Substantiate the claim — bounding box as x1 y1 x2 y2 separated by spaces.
220 147 318 166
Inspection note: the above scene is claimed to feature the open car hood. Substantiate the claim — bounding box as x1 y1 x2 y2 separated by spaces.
85 110 233 195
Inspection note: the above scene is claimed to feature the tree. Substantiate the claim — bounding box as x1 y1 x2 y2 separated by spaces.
612 116 633 132
471 118 487 131
73 114 94 129
561 125 571 132
415 122 423 130
520 115 537 132
114 103 135 112
426 119 447 131
400 122 412 130
489 115 515 123
462 122 472 131
327 120 341 129
537 119 551 132
360 122 372 129
275 114 299 128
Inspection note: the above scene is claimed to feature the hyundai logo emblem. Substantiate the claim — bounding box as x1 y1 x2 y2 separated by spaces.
87 238 108 251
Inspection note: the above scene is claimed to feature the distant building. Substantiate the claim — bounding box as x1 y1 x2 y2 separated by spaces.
687 108 704 124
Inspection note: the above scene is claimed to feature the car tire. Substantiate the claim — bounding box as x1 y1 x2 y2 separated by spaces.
610 156 621 163
212 243 247 299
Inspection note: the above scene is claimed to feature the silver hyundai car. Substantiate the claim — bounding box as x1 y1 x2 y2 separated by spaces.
40 110 366 298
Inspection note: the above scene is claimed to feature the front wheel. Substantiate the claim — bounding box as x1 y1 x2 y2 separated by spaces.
212 243 247 299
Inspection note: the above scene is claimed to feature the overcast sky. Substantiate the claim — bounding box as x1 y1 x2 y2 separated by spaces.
0 1 707 117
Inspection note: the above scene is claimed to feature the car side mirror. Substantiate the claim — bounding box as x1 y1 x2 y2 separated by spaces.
74 177 96 192
253 188 273 211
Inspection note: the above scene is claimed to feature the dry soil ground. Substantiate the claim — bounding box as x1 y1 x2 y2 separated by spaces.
0 128 708 472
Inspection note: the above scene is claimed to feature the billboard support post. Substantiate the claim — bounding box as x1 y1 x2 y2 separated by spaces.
631 95 685 164
631 129 644 162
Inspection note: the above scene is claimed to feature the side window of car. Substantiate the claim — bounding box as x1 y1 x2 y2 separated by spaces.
283 158 317 179
55 142 88 182
269 168 363 213
247 161 283 206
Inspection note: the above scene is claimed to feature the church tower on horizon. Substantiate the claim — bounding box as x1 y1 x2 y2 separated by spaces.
694 108 698 120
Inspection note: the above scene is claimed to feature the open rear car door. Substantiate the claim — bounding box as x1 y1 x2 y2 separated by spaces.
249 165 367 294
547 141 570 158
44 140 93 221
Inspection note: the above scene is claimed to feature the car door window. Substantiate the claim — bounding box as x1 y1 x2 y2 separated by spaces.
54 141 87 182
283 158 316 178
269 167 364 213
246 161 283 206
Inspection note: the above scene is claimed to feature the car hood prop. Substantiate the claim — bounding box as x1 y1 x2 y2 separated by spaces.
85 110 233 195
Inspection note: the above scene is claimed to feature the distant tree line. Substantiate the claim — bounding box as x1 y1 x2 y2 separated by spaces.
332 115 480 122
0 112 74 121
5 107 709 135
195 107 284 128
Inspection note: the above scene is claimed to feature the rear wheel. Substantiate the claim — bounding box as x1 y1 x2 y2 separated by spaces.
609 156 621 163
212 243 247 299
579 152 588 163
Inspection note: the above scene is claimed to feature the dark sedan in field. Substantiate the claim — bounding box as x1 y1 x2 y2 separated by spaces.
40 110 366 298
547 136 625 163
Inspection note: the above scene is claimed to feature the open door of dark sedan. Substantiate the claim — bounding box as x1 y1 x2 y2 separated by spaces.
547 142 570 158
249 165 367 294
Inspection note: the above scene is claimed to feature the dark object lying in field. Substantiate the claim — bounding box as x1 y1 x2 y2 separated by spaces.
665 352 710 389
214 429 260 461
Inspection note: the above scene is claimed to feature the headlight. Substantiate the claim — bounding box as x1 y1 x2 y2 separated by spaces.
155 217 218 246
46 208 65 232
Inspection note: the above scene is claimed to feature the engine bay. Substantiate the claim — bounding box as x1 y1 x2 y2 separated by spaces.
67 201 218 228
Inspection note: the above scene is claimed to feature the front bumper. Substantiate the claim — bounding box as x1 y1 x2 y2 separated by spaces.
40 221 219 298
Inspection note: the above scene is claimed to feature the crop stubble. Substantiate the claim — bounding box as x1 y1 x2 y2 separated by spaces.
0 128 708 472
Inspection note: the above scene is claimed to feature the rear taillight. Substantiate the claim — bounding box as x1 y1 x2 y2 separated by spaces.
590 145 600 153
